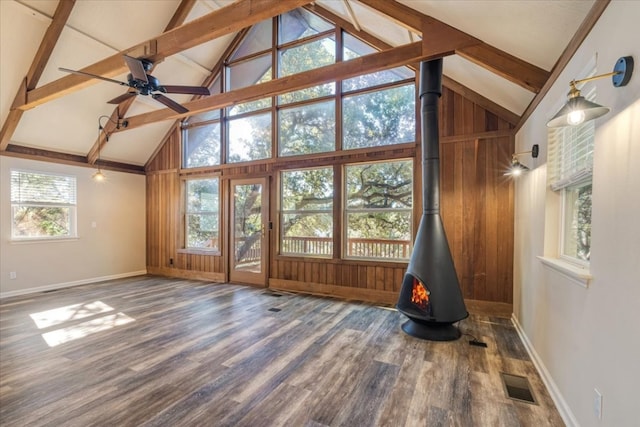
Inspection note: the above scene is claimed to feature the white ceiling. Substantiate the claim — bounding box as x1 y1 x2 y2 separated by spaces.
0 0 597 167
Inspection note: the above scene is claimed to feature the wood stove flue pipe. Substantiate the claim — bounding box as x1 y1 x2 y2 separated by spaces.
419 59 443 215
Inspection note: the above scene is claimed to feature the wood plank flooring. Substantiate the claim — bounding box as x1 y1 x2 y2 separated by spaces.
0 276 563 426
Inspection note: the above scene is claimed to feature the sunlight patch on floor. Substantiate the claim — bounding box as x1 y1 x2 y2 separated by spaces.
29 301 115 329
41 312 135 347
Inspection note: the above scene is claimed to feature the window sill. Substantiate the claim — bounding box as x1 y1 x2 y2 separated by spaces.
10 237 79 244
537 256 592 288
177 248 220 256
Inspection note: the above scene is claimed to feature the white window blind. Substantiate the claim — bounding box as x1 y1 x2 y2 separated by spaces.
547 85 596 191
11 170 77 205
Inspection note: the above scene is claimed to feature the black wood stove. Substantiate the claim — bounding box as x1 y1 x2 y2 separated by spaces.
396 59 468 341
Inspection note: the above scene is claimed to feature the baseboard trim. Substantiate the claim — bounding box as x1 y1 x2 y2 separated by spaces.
147 267 225 283
269 278 398 305
511 314 578 427
0 270 148 299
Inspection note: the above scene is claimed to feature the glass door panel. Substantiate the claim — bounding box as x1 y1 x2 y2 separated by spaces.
230 178 268 285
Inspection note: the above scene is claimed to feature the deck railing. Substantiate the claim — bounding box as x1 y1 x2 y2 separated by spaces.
224 236 412 265
281 236 411 260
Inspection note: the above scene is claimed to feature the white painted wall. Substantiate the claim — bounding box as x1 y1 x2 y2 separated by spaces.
514 1 640 426
0 156 146 297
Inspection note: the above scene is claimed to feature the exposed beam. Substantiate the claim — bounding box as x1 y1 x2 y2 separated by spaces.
0 0 76 151
145 28 251 171
116 42 436 132
515 0 611 132
2 145 145 175
307 4 519 125
164 0 197 30
14 0 313 112
88 0 198 164
356 0 549 93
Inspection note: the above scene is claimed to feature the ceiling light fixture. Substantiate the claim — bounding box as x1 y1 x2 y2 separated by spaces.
93 115 128 182
547 56 634 128
506 144 539 177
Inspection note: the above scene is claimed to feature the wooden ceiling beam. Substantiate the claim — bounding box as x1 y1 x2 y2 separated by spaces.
13 0 313 112
356 0 549 93
0 0 76 151
307 4 520 125
3 144 145 175
145 27 251 171
87 0 198 164
116 41 447 132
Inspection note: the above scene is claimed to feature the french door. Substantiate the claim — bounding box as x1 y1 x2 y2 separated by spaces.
229 178 269 286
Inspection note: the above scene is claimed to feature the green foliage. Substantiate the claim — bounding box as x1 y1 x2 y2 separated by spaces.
279 101 335 156
13 207 70 237
183 124 221 168
343 85 415 149
575 183 592 261
186 179 219 248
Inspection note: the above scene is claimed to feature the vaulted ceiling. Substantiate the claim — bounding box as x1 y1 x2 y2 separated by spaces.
0 0 604 173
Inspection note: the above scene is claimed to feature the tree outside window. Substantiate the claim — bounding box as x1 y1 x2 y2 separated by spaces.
344 160 413 260
11 170 77 240
185 178 219 250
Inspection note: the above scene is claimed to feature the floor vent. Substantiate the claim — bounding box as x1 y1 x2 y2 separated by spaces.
265 292 283 297
268 308 282 312
501 373 537 404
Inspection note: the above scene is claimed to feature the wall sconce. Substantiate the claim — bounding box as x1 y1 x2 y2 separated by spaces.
547 56 634 128
92 115 128 182
506 144 539 177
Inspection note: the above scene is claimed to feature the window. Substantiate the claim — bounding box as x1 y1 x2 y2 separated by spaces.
344 160 413 260
185 178 219 251
342 84 415 149
227 112 272 163
183 122 221 168
280 167 333 257
10 170 77 240
278 36 336 77
278 100 335 156
548 86 595 263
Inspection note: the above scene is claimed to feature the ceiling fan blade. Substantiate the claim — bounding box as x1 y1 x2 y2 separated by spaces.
123 55 148 84
58 67 128 86
107 91 138 104
152 93 188 114
160 85 211 96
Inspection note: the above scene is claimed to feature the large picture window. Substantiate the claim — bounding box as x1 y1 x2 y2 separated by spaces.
344 160 413 260
185 178 220 251
280 167 333 257
10 170 77 240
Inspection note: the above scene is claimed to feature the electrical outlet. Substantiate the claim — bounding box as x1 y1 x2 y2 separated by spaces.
594 388 603 420
9 272 17 279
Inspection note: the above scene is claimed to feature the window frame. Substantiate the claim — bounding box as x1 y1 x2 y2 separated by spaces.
279 166 334 258
547 84 596 266
10 169 78 241
182 176 221 254
342 159 414 261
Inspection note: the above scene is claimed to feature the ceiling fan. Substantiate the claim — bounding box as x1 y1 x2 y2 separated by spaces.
59 55 210 114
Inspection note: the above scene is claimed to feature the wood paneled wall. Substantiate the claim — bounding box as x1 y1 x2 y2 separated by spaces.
146 86 515 305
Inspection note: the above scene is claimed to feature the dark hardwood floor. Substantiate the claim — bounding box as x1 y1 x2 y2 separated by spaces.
0 276 563 426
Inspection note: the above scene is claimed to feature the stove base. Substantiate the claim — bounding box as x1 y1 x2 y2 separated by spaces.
401 318 461 341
